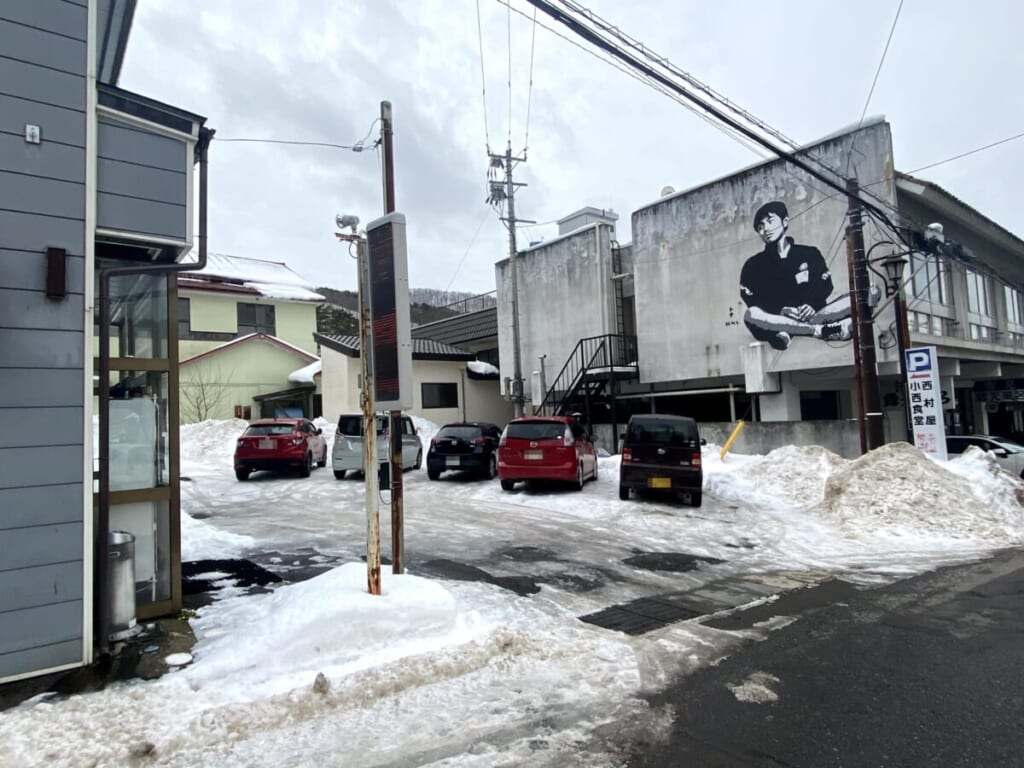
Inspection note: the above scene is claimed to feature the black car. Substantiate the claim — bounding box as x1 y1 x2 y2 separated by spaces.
427 422 503 480
618 414 705 506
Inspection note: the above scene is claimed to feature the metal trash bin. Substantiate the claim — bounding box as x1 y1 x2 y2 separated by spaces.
108 530 139 641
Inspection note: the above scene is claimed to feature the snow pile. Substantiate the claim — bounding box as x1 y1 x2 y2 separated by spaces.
812 442 1024 544
705 444 844 508
180 418 248 465
468 360 499 376
181 511 255 561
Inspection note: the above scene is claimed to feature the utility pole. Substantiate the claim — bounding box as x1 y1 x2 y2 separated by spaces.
846 178 884 451
380 100 404 576
490 142 530 416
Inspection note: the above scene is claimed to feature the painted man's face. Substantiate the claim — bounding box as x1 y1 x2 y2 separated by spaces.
756 212 787 244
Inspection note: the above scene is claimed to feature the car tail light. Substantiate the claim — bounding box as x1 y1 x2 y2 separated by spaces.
621 447 632 463
291 437 304 446
499 430 508 447
430 437 437 447
691 453 701 468
563 426 574 447
472 437 487 445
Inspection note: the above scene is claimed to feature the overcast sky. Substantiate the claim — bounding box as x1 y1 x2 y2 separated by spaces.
121 0 1024 296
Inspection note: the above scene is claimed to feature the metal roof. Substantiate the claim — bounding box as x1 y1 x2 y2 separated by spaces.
314 333 473 361
411 307 498 346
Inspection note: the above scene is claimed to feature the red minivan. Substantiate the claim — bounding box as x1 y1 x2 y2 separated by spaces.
497 416 598 491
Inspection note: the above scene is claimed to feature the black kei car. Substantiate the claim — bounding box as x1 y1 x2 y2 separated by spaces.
427 422 503 481
618 413 705 506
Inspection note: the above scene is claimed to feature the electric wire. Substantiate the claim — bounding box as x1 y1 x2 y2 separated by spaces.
523 6 538 156
527 0 908 238
846 0 904 176
903 130 1024 176
215 118 381 152
444 210 493 293
476 0 492 152
507 0 513 148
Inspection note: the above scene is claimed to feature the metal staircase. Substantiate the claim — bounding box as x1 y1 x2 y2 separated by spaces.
537 334 638 417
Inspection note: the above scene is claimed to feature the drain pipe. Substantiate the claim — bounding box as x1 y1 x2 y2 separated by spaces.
95 126 213 655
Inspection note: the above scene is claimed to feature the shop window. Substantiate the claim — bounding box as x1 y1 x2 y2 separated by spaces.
422 382 458 409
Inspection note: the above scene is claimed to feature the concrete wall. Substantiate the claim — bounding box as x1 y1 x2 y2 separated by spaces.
179 290 319 359
319 347 362 420
496 223 618 402
631 121 897 385
0 0 89 682
700 420 866 460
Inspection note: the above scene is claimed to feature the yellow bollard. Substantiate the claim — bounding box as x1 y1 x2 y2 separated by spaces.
719 419 746 459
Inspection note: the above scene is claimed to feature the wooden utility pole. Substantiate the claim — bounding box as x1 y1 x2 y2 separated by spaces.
846 178 884 451
381 101 405 575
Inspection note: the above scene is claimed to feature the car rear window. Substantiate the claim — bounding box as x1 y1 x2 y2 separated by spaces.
338 416 390 436
244 423 297 436
506 421 567 441
437 426 482 440
628 420 698 446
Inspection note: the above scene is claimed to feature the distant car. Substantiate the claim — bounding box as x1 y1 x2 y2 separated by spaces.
497 416 598 491
618 414 704 506
427 422 503 480
332 413 422 479
233 418 327 481
946 434 1024 478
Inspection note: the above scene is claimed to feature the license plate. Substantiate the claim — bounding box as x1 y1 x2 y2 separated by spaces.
258 439 274 450
524 449 543 460
648 477 671 489
446 456 460 467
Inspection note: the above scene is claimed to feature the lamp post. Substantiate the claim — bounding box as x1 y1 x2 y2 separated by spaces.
881 254 911 442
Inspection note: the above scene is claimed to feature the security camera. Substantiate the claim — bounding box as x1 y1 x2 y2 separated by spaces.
335 213 360 231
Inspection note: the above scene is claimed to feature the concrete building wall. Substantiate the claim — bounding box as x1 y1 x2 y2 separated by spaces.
631 121 897 386
0 0 89 682
496 223 618 402
319 348 362 420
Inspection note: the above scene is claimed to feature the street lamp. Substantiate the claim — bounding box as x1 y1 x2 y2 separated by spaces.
867 244 913 442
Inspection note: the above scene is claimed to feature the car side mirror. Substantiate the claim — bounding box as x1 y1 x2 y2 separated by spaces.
316 428 323 435
700 438 707 446
993 448 1008 458
618 432 625 441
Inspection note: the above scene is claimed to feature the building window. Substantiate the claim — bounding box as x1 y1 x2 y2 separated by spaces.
237 303 275 336
908 253 949 305
967 270 991 316
1006 286 1024 327
177 297 190 339
970 323 997 342
422 382 458 409
909 311 946 336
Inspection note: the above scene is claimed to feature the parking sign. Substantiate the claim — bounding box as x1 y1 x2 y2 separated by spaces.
904 346 947 460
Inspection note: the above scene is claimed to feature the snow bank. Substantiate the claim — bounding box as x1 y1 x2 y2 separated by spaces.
180 418 248 465
812 442 1024 544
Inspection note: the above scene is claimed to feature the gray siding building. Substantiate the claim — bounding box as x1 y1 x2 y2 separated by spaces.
1 1 210 684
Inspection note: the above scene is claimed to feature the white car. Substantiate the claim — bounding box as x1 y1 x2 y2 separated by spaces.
946 434 1024 478
332 413 422 479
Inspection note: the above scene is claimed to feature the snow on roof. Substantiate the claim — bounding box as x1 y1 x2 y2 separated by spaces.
288 359 321 384
184 252 325 301
467 360 499 375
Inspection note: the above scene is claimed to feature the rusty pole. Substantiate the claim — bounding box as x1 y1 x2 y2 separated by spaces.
359 236 381 595
381 101 404 575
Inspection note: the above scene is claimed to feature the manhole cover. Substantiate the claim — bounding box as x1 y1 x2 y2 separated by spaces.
623 552 725 572
580 595 703 635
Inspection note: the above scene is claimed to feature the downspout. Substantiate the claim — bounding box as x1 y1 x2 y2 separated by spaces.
95 126 213 655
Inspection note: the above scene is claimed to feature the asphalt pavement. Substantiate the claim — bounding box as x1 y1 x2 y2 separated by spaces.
624 547 1024 767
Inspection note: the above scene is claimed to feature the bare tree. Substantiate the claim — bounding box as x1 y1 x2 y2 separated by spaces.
180 365 234 423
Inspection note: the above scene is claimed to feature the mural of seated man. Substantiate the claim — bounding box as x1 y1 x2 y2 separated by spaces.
739 200 855 351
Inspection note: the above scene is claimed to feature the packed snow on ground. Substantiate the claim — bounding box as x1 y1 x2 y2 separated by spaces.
3 420 1022 767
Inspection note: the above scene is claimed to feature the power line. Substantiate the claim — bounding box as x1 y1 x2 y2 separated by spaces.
523 6 538 155
445 210 493 293
216 118 381 152
476 0 492 152
507 0 513 147
846 0 904 175
904 130 1024 175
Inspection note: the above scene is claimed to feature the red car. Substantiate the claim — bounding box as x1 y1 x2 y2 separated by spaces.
497 416 599 491
234 418 327 480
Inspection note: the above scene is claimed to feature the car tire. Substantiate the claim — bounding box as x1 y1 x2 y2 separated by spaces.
574 463 584 491
592 460 599 482
317 448 327 468
689 491 702 507
235 468 249 482
618 485 629 501
483 454 497 480
428 468 441 481
414 450 423 470
299 453 312 478
500 479 515 491
334 469 347 480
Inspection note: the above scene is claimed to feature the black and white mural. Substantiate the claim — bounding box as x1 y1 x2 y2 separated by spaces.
739 201 853 350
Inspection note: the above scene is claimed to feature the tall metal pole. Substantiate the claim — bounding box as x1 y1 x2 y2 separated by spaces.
846 224 867 455
894 284 913 442
358 237 381 596
506 143 524 417
380 100 404 576
847 178 884 451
